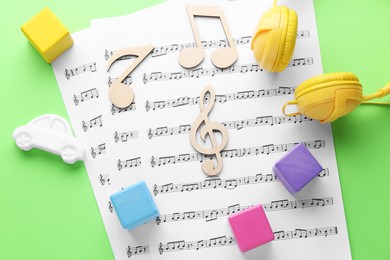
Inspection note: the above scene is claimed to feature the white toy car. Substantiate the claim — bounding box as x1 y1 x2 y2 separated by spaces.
12 114 85 164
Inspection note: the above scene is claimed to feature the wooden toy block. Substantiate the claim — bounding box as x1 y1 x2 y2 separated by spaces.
110 181 159 230
21 7 73 63
228 204 274 252
273 143 323 195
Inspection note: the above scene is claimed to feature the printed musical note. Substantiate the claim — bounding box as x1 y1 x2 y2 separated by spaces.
114 131 138 143
158 227 337 254
64 61 97 80
143 58 313 84
151 140 325 169
153 168 329 196
111 103 136 115
117 157 142 171
82 115 103 132
189 85 228 176
73 88 99 106
299 29 310 38
292 58 311 66
107 44 154 108
156 197 333 224
274 227 338 240
126 245 149 258
179 5 238 69
90 143 106 158
99 174 110 186
148 115 312 139
108 75 132 87
148 125 191 139
145 86 295 111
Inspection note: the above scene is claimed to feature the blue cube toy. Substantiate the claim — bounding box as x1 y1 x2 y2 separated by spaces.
110 181 159 230
273 143 323 195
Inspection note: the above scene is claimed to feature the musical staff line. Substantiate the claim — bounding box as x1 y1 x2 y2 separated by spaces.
127 245 149 258
153 168 329 196
118 157 142 171
64 61 97 80
148 114 312 139
90 143 106 158
114 131 138 143
99 174 110 186
145 86 295 112
82 115 103 132
111 103 136 115
143 58 313 84
108 75 132 87
158 226 337 254
156 197 333 224
104 30 310 60
73 88 99 106
150 140 325 168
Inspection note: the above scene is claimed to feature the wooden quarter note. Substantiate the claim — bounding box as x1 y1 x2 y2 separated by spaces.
179 5 238 69
107 44 154 108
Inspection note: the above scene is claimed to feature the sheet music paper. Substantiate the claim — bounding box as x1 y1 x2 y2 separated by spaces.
52 27 153 260
52 0 351 259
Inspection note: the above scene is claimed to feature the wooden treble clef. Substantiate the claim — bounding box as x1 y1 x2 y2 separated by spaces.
190 85 228 176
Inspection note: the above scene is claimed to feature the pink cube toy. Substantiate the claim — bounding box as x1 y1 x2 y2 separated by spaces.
228 204 274 252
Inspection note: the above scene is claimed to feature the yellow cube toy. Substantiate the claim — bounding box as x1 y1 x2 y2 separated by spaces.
21 8 73 63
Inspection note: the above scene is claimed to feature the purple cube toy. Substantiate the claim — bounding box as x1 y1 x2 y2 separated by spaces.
273 143 323 195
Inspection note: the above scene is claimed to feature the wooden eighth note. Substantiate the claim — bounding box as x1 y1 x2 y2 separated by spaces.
190 85 228 176
179 5 238 69
107 44 154 108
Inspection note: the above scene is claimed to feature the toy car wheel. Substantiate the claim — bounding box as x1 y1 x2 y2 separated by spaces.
61 146 77 164
15 133 33 151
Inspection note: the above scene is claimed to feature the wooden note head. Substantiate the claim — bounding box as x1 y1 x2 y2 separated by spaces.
109 83 134 108
211 47 238 69
178 47 205 69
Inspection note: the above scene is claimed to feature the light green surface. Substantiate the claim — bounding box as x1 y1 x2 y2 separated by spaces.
0 0 389 259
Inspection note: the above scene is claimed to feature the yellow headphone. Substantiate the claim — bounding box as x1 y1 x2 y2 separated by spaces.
251 0 390 123
283 73 390 123
251 0 297 72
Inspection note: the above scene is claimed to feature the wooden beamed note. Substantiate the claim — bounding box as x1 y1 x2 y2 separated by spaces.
179 5 238 69
107 44 154 108
190 85 229 176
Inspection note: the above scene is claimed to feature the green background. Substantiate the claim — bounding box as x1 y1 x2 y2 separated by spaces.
1 0 389 259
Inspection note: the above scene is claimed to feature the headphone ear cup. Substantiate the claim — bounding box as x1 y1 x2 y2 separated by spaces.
251 6 297 72
324 88 363 123
275 8 297 72
292 72 363 123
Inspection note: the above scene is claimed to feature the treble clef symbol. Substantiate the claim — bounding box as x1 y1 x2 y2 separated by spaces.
189 85 228 176
64 69 70 80
126 246 132 258
73 94 79 106
158 243 164 255
148 128 153 139
114 131 119 143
